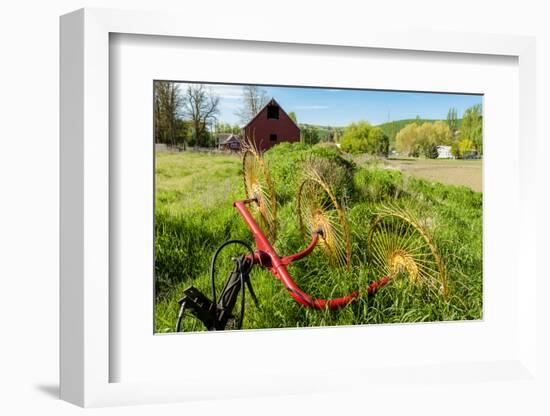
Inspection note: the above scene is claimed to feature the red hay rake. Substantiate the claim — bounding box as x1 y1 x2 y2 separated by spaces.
175 147 445 331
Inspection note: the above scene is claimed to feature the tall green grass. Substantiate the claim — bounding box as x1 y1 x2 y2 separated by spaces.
155 145 482 332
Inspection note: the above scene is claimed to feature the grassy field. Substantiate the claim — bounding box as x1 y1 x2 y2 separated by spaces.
155 144 483 333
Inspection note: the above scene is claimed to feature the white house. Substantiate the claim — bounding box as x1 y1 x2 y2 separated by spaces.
436 145 454 159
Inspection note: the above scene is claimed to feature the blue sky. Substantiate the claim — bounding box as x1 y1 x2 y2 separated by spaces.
180 82 483 127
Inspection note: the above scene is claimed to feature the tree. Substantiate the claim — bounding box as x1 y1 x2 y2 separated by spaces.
461 104 483 155
395 123 420 156
174 119 192 147
425 143 439 159
452 138 475 159
181 84 220 147
214 122 241 135
432 120 454 145
395 121 452 158
447 107 459 136
288 111 298 124
340 121 388 156
324 126 333 142
451 141 461 159
154 81 183 147
236 85 269 124
332 127 343 143
368 127 389 156
341 121 370 154
301 125 320 145
459 138 474 156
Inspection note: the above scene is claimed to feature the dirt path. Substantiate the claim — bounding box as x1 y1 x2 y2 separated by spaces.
382 158 482 192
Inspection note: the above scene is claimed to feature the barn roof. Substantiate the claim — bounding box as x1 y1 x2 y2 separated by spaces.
219 134 241 144
242 98 300 131
217 133 241 144
217 133 232 143
220 134 241 144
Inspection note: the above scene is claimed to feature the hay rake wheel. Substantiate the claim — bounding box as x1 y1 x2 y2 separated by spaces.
296 171 351 269
242 148 277 242
367 205 448 297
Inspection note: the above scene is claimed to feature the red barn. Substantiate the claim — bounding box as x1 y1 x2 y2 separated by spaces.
242 98 300 151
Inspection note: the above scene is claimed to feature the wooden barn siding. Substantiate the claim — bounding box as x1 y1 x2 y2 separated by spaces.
243 106 300 151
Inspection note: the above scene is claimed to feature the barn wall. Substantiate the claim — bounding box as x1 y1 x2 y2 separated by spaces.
243 105 300 151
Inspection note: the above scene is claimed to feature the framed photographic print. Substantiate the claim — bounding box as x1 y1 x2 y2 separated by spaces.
60 7 539 409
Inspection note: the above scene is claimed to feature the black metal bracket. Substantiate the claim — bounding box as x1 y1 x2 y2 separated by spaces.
177 286 218 330
176 255 257 331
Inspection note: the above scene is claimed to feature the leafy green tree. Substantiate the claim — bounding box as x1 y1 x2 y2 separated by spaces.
324 126 334 142
447 107 459 135
451 138 475 159
154 81 183 147
301 125 320 145
174 119 192 147
288 111 298 124
340 121 371 154
451 141 461 159
420 121 453 158
425 143 439 159
214 122 241 135
395 123 420 156
433 120 454 145
458 138 475 156
368 127 389 156
340 121 388 156
461 104 483 155
396 121 452 158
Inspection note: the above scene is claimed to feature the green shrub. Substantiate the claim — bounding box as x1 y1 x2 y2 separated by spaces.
353 167 404 202
264 142 356 202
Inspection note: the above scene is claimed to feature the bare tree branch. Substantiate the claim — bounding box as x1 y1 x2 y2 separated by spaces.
181 84 220 147
235 85 269 125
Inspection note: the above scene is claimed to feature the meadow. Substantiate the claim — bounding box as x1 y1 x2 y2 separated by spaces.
155 143 483 332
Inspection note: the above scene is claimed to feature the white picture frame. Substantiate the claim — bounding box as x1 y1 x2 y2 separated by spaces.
60 7 539 408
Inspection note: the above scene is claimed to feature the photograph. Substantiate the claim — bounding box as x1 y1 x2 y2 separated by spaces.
154 81 483 333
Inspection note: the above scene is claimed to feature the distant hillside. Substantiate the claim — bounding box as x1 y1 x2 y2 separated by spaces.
377 118 463 147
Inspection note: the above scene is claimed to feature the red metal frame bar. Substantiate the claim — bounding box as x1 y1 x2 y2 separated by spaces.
233 200 389 310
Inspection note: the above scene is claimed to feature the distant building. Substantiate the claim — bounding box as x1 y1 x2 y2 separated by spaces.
218 133 241 152
437 145 454 159
217 133 233 148
242 98 300 151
